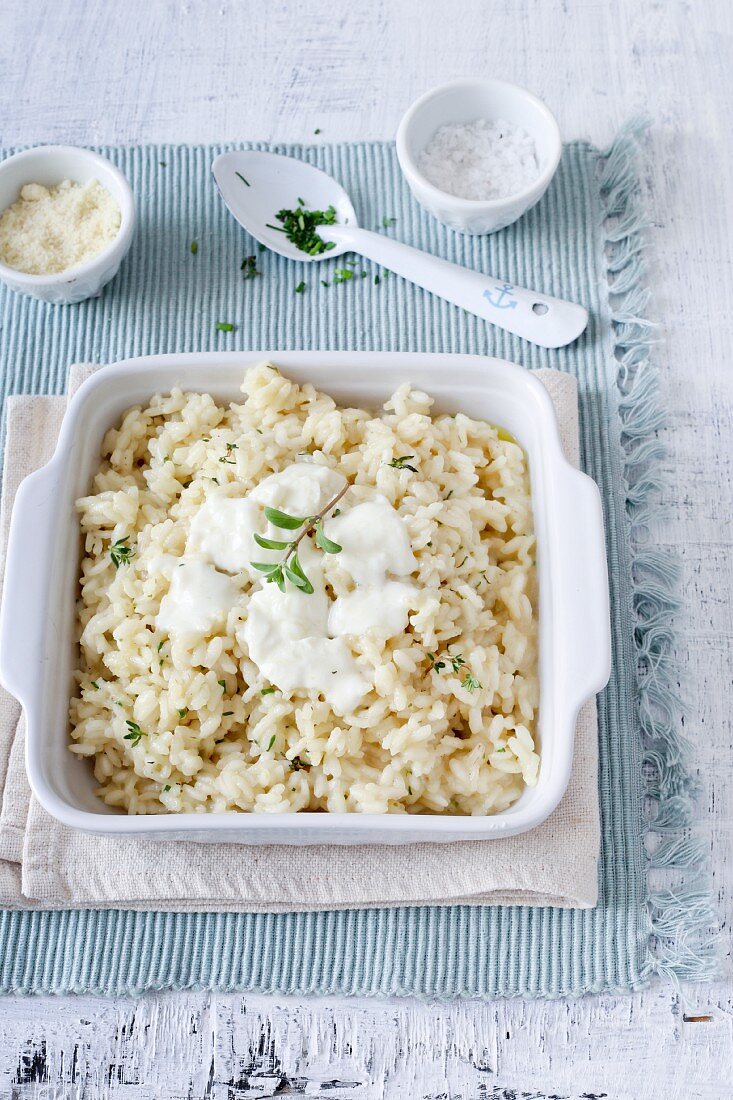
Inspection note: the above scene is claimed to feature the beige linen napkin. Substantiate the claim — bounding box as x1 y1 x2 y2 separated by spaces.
0 364 599 911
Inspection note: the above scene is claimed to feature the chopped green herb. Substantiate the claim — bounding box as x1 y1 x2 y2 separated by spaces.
272 203 337 255
90 680 100 690
496 747 506 754
177 708 188 719
332 508 341 517
387 455 417 473
321 279 330 287
241 255 259 279
190 240 198 254
257 242 266 252
110 537 134 568
266 734 276 752
461 673 482 693
235 171 250 187
218 442 238 464
295 280 306 294
163 784 171 792
427 652 446 672
333 268 353 283
217 681 227 694
124 720 143 747
157 640 164 653
290 755 311 771
314 128 321 135
382 215 396 228
223 710 234 716
261 686 276 696
215 321 234 333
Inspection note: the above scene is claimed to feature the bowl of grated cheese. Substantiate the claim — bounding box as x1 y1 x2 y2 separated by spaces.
396 78 562 235
0 145 135 304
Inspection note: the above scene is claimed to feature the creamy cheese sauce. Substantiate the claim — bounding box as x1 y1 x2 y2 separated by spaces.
326 499 417 585
238 577 370 715
156 465 418 710
187 496 262 576
328 580 417 638
157 560 239 639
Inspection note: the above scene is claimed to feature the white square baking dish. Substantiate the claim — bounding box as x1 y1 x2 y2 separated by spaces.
0 351 611 843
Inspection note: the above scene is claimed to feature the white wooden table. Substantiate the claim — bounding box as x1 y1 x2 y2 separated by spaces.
1 1 731 1095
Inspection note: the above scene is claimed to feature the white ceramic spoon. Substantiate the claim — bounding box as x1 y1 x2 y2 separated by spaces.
212 150 588 349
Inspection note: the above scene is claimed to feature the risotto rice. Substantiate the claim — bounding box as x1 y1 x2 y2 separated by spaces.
69 362 539 815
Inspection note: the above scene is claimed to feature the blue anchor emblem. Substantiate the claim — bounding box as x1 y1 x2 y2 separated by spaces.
483 283 518 310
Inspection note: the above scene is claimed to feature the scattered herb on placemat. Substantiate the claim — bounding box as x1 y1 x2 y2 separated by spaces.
215 321 234 333
241 255 259 279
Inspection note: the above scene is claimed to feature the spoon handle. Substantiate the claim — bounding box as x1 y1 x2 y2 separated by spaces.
328 227 588 349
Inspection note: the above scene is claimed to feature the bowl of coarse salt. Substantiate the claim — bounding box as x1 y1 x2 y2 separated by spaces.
396 78 561 235
0 145 135 304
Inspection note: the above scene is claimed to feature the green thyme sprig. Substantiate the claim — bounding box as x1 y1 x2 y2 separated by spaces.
267 198 338 256
427 650 466 675
250 484 348 594
110 537 134 568
461 673 482 693
124 720 143 747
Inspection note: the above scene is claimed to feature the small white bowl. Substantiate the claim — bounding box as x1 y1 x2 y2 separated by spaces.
0 145 135 304
396 78 562 235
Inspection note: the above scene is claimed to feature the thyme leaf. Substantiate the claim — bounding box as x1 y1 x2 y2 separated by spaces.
314 520 342 554
110 537 134 568
461 673 482 692
253 532 290 550
124 720 143 747
264 505 306 530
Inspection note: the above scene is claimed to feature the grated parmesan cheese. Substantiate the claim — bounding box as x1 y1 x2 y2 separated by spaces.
0 178 121 275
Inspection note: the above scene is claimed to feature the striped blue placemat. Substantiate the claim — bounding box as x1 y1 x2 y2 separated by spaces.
0 132 716 997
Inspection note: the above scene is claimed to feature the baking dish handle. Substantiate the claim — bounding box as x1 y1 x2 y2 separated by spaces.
0 462 61 707
554 466 612 712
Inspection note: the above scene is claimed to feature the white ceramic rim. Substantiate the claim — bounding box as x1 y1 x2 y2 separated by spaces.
0 351 611 842
395 77 562 210
0 145 135 288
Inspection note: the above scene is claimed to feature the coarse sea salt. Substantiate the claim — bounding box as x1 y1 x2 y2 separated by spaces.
418 118 539 201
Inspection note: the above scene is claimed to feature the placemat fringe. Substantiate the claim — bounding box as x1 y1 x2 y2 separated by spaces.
600 120 720 986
